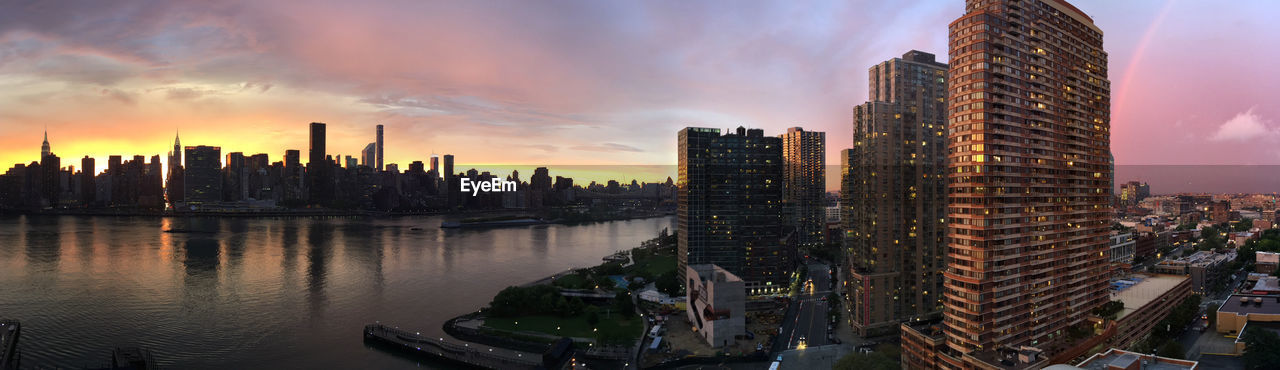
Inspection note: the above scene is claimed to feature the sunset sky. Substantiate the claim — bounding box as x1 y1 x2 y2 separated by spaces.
1 0 1278 187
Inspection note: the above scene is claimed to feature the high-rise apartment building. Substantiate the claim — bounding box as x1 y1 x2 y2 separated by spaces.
376 124 384 171
844 50 948 337
184 145 222 205
912 0 1113 367
780 127 825 249
678 127 791 295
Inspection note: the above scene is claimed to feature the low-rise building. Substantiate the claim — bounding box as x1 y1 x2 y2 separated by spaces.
685 264 745 348
638 287 683 305
1107 274 1193 349
1152 250 1234 294
1254 218 1274 231
900 322 946 370
1216 294 1280 357
1258 251 1280 275
1109 232 1136 266
1231 232 1257 247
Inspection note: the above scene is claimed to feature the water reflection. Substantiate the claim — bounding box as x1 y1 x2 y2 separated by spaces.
25 215 61 269
306 221 332 317
0 215 674 369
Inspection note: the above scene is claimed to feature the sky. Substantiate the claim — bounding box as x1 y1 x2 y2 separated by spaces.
0 0 1278 188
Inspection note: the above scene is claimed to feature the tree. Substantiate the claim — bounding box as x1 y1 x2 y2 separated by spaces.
614 291 635 318
1156 340 1184 359
833 351 898 370
656 271 682 296
1242 326 1280 369
585 306 601 328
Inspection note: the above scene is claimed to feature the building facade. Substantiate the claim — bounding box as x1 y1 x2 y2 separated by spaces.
844 50 949 336
685 264 746 348
678 127 791 295
933 0 1114 366
183 146 222 205
779 127 826 250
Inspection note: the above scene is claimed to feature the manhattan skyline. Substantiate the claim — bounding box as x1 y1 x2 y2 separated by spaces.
1 0 1279 173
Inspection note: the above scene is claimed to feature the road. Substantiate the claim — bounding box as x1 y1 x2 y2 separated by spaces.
774 261 833 353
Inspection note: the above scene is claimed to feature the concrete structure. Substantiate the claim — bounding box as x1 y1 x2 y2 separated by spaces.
1062 348 1198 370
685 264 745 348
677 127 792 295
1152 250 1234 294
938 0 1113 365
844 50 948 337
1258 251 1280 274
779 127 826 249
1108 274 1193 349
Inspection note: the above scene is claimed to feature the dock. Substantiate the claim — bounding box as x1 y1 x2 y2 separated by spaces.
0 320 17 370
363 323 545 369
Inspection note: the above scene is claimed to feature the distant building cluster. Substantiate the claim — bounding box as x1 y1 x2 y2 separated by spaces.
0 123 676 213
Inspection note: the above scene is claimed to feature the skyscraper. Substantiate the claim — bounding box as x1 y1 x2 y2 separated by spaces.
912 0 1112 366
678 127 791 295
41 128 51 158
362 143 376 168
38 129 58 206
779 127 825 249
308 122 332 204
430 154 439 173
845 50 948 337
376 124 384 171
283 149 302 201
167 131 184 206
443 154 455 208
184 145 222 206
80 155 95 205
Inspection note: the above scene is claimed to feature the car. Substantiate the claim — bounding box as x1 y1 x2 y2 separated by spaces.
776 355 783 362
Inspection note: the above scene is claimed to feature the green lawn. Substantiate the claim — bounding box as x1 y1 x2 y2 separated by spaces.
484 311 643 344
629 254 677 277
552 273 589 289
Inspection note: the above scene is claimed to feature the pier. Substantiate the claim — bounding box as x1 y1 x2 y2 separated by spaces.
363 323 547 369
0 320 17 370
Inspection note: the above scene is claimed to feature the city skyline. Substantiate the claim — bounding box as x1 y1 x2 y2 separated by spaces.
1 1 1279 173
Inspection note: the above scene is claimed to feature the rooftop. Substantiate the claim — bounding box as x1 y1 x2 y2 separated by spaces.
1253 276 1280 293
1072 348 1197 370
1218 294 1280 315
1111 274 1189 319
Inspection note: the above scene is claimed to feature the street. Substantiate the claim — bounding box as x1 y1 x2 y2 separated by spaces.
774 261 833 353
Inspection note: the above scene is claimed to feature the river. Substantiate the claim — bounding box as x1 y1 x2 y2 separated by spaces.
0 214 675 369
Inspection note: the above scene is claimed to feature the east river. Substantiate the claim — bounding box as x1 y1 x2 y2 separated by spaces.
0 215 675 369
